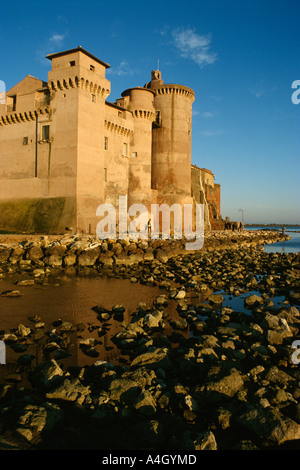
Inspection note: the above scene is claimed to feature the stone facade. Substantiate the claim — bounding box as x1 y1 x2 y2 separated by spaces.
0 46 223 234
191 165 223 231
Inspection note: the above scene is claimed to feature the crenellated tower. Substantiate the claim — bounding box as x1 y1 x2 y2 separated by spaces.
0 46 223 235
47 46 111 232
117 87 157 210
145 70 195 207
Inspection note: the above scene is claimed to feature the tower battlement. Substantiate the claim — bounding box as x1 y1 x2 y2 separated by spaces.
0 47 223 234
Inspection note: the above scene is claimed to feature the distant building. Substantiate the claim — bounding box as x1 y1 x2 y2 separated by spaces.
0 46 223 234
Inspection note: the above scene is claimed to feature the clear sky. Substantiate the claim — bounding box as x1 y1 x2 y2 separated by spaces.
1 0 299 224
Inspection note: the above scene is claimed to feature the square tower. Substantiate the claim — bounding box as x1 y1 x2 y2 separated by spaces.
47 47 111 232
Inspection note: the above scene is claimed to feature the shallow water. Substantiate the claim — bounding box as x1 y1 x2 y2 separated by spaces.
0 274 161 328
214 290 289 314
245 225 300 254
0 274 170 372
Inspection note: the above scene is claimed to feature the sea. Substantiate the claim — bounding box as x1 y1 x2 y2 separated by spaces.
245 225 300 254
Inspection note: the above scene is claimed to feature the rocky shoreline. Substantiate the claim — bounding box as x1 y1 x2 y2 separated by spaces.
0 229 290 274
0 230 300 450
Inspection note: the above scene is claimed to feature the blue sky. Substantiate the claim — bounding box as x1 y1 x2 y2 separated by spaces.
1 0 299 224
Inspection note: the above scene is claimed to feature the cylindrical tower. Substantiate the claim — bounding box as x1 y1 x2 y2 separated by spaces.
120 87 157 209
146 70 195 206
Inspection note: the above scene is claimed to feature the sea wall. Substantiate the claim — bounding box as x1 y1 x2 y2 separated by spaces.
0 197 76 234
0 230 288 275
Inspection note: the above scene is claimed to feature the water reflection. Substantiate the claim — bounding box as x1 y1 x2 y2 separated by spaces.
0 274 168 373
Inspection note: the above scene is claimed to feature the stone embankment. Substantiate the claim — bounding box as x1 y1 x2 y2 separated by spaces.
0 229 288 274
0 230 299 450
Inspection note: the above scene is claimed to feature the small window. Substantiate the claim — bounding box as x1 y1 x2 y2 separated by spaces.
123 143 128 157
12 95 17 111
42 125 50 141
70 61 76 67
103 168 107 182
8 95 17 112
156 110 161 125
104 136 108 150
23 137 28 145
132 152 137 158
91 94 96 103
90 65 95 72
118 111 123 117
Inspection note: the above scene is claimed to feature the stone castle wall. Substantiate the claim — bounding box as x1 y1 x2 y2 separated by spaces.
0 46 223 234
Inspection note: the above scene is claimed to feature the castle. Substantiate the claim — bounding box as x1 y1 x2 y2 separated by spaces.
0 46 223 235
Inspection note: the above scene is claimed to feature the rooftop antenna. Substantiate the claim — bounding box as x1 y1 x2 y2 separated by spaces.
157 58 159 70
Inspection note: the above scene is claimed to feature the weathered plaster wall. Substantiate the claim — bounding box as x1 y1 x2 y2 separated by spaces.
0 47 223 234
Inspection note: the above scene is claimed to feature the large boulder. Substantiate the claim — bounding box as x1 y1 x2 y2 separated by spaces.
14 403 64 443
237 405 300 446
204 367 245 399
131 348 173 371
244 294 264 308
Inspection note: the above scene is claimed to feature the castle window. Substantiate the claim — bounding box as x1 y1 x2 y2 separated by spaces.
7 94 17 112
104 168 107 182
12 95 17 111
42 125 50 141
104 136 108 150
91 94 96 103
23 137 28 145
90 65 95 72
69 61 76 67
123 143 128 157
155 110 161 125
132 152 137 158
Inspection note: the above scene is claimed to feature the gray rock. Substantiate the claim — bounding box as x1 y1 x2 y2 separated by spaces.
63 254 77 266
244 294 264 308
204 367 244 399
27 245 44 262
0 247 12 263
44 255 63 267
2 333 18 343
46 378 91 405
77 247 100 266
144 313 160 329
193 430 217 450
17 279 35 286
108 377 141 403
155 249 168 263
237 405 300 446
15 403 64 443
131 348 172 371
60 321 73 331
17 323 31 337
133 390 157 416
267 328 292 345
29 359 64 391
1 290 22 297
175 290 186 300
208 294 224 305
264 366 296 388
